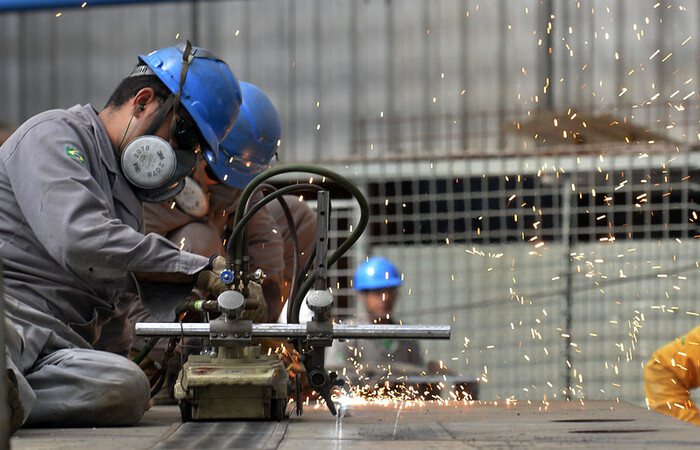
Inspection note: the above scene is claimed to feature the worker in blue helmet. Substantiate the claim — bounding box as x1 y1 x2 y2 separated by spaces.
129 82 316 397
328 257 477 400
353 257 404 323
0 42 247 433
205 81 281 189
325 257 424 388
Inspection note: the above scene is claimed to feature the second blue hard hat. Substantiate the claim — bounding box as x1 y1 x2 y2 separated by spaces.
205 81 281 189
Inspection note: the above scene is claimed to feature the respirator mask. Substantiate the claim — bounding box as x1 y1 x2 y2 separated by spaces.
120 42 203 203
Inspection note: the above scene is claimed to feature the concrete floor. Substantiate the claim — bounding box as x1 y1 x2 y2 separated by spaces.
11 400 700 449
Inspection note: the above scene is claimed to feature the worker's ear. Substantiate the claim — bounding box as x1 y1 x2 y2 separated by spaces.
131 88 157 114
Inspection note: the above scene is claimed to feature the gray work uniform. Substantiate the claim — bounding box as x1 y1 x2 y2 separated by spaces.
0 104 208 427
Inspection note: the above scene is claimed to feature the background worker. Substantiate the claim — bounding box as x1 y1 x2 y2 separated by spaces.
326 257 477 400
327 257 424 378
129 81 317 381
645 326 700 425
0 42 245 431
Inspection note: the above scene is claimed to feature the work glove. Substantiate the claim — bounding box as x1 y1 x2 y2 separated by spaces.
194 255 228 298
241 281 268 323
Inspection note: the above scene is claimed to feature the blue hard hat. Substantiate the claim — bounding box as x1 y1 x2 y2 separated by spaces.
139 43 242 157
353 257 402 291
204 81 281 189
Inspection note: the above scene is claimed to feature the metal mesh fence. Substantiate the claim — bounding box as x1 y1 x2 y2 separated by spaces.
307 103 700 407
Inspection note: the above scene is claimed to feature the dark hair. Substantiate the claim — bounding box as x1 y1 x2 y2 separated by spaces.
104 70 172 109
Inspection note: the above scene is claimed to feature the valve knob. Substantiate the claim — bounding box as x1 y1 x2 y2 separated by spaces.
220 269 234 284
305 290 334 317
217 290 245 318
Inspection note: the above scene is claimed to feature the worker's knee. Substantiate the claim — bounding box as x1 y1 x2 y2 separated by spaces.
27 349 150 427
91 352 150 425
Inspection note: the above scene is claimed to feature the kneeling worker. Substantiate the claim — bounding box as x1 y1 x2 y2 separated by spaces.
0 42 249 431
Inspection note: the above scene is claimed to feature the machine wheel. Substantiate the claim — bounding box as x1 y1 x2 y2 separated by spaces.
271 398 286 421
179 400 192 422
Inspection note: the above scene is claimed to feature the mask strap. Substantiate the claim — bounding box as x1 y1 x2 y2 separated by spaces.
170 40 194 141
117 106 140 151
144 95 175 136
114 95 174 164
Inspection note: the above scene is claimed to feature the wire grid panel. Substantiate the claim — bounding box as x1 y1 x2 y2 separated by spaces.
334 148 700 406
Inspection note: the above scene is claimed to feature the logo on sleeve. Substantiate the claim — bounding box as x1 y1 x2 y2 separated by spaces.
65 146 85 165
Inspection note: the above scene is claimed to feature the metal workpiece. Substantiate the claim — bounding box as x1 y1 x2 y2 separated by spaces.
135 322 451 339
14 400 700 447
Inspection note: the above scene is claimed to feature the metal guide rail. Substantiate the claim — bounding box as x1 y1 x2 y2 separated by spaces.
135 322 451 339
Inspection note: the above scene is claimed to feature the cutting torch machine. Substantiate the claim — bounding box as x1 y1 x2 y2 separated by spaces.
135 165 451 421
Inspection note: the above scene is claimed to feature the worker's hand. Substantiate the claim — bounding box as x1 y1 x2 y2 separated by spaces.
194 255 228 298
241 281 268 323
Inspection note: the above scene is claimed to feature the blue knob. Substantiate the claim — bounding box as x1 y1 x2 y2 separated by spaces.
220 270 234 284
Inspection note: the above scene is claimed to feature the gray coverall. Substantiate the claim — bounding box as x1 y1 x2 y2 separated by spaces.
0 105 208 427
